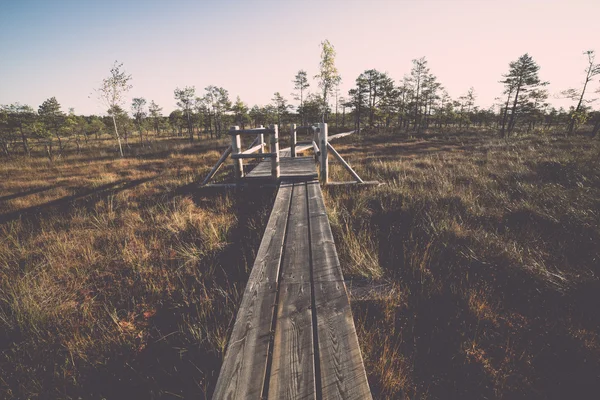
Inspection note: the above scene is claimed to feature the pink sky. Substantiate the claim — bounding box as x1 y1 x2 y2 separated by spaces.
1 0 599 115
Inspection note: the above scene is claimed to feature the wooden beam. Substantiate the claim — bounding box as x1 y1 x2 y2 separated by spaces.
230 126 244 179
228 128 275 135
326 181 381 187
312 140 321 157
232 152 277 159
327 143 364 183
328 130 354 141
200 145 232 185
319 123 329 184
241 143 263 155
270 124 280 180
291 123 297 158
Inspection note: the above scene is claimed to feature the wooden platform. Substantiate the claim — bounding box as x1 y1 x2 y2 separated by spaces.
245 156 317 182
213 180 372 400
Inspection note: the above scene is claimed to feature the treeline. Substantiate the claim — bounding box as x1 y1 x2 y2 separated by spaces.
2 44 599 159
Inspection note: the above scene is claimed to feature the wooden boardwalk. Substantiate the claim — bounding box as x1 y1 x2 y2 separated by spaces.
213 177 372 399
245 156 317 182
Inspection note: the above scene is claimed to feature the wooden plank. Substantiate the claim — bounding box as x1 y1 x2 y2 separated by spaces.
246 182 293 284
213 183 293 399
268 282 316 399
280 182 310 283
212 282 277 399
268 183 315 399
306 181 343 282
313 281 372 400
246 157 317 181
306 180 372 399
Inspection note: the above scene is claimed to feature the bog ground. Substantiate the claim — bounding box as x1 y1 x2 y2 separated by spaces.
1 131 600 399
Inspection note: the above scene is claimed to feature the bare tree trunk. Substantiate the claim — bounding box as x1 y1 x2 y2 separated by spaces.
112 115 124 157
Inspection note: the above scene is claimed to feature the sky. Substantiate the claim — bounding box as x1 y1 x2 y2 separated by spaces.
1 0 599 115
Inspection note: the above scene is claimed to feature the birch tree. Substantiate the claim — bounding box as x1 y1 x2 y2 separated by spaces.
96 61 132 157
315 40 341 122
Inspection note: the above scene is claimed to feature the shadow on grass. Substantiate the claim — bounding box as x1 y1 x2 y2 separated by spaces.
0 185 62 203
0 177 157 225
69 185 277 399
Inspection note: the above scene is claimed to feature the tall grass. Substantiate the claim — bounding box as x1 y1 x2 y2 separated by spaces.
326 131 600 398
1 131 599 399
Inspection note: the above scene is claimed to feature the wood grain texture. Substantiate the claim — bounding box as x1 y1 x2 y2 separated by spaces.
280 183 311 284
245 183 292 284
313 281 372 400
306 181 343 282
212 282 278 399
213 183 292 399
268 282 316 400
246 157 317 181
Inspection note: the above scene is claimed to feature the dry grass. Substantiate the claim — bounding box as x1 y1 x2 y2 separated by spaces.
326 131 600 399
0 135 275 398
1 131 599 399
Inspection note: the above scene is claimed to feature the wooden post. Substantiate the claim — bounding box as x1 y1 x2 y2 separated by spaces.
259 125 265 154
270 124 280 180
230 126 244 179
290 123 297 157
319 123 328 184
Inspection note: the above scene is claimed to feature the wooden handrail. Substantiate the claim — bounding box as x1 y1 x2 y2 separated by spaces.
231 152 277 159
228 128 275 135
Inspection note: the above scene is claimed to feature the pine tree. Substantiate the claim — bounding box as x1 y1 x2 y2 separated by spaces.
500 54 547 136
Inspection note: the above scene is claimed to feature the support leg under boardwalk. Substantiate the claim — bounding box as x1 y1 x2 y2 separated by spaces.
213 181 372 400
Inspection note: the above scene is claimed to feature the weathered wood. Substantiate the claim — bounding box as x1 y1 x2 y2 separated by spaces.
307 181 372 399
319 123 329 184
280 183 310 283
246 182 293 284
214 179 373 400
230 126 244 179
270 124 280 180
232 152 277 159
327 143 364 183
213 281 278 399
268 282 316 399
306 181 343 282
242 142 262 155
246 157 317 181
312 141 321 158
328 131 354 141
291 123 297 158
326 181 381 187
313 281 372 400
228 128 275 135
213 183 293 399
259 125 266 154
200 145 232 185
